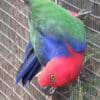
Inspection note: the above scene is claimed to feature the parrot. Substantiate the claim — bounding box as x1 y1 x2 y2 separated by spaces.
16 0 86 95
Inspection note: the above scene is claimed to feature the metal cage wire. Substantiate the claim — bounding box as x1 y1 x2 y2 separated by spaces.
0 0 100 100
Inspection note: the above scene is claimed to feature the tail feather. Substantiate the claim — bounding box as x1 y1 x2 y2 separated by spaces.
22 61 41 86
24 41 33 62
29 64 41 82
16 41 41 85
16 54 36 83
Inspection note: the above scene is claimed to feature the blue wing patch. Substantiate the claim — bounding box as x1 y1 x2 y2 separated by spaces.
39 33 71 64
65 33 86 52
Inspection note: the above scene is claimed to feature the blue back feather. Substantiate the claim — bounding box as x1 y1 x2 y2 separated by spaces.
64 33 86 52
40 33 71 64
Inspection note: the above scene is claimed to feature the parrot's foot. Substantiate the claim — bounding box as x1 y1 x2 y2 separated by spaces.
76 9 91 20
41 86 56 96
77 9 91 16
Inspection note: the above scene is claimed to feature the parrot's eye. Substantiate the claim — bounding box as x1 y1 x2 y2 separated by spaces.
50 74 56 82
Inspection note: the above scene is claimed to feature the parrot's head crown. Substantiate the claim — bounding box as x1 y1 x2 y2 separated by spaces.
38 56 82 87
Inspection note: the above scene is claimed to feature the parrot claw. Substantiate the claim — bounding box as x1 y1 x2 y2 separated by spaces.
49 87 56 95
41 86 56 95
77 9 91 16
76 9 91 20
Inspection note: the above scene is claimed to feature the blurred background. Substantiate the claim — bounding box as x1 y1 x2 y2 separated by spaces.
0 0 100 100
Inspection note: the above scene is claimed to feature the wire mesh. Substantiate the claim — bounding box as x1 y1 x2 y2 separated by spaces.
0 0 100 100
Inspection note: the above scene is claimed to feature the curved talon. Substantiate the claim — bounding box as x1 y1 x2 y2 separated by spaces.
41 86 56 95
76 9 92 18
49 87 56 95
78 9 87 15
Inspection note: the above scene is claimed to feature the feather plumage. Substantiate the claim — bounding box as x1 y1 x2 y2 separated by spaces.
16 0 86 87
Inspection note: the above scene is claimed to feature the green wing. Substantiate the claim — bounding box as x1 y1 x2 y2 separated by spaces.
28 0 86 63
29 1 86 42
